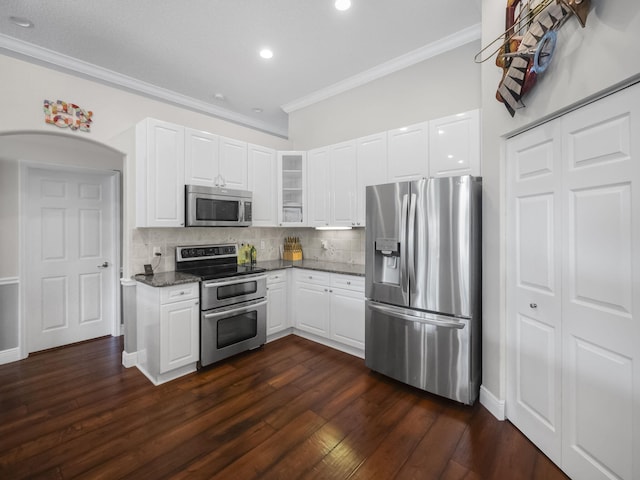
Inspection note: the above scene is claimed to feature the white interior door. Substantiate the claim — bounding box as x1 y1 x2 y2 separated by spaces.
507 82 640 480
26 167 117 353
506 120 563 465
560 85 640 480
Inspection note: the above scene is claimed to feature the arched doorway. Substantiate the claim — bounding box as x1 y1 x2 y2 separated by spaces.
0 131 124 361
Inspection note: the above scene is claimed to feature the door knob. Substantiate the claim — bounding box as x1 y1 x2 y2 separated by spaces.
529 303 537 309
98 261 109 268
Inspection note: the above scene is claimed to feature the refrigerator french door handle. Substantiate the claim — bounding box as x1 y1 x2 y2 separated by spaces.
400 194 409 299
407 193 417 291
368 302 466 329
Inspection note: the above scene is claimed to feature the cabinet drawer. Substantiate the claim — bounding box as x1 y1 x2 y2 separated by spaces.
160 283 199 304
295 270 331 285
267 270 288 285
331 274 365 292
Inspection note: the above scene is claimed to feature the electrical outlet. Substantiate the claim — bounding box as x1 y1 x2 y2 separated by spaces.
152 246 162 256
260 240 265 249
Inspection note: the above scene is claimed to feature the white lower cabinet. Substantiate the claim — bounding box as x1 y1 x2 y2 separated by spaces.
293 270 364 356
136 282 200 385
266 270 288 336
294 271 331 336
329 283 365 350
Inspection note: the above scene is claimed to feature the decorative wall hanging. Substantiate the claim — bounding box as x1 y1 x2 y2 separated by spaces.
475 0 591 117
43 99 93 132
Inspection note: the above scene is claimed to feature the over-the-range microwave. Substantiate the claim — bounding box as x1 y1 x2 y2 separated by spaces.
185 185 252 227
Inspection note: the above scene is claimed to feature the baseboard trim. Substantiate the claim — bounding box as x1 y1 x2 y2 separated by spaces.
480 385 506 420
121 350 138 368
0 347 21 365
292 329 364 359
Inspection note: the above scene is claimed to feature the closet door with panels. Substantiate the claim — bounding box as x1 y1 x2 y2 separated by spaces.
507 83 640 480
506 120 563 465
560 86 640 480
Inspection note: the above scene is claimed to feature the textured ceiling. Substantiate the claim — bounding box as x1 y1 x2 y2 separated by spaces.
0 0 481 137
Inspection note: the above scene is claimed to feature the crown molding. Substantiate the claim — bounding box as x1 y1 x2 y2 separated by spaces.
281 23 482 114
0 33 288 138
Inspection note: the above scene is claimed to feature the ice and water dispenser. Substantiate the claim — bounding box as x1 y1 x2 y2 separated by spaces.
373 238 401 285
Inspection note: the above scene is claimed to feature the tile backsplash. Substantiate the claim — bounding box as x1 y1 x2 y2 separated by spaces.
131 227 365 276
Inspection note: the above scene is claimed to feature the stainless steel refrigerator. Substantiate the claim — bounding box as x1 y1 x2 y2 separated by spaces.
365 176 482 405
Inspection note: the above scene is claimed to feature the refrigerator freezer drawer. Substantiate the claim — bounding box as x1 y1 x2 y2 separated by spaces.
365 300 479 405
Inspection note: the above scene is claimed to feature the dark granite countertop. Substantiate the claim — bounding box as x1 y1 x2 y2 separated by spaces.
133 260 364 287
134 271 201 287
256 260 365 277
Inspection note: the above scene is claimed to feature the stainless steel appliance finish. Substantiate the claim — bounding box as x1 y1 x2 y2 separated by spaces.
185 185 252 227
200 274 267 311
175 244 266 368
365 176 482 404
200 291 267 367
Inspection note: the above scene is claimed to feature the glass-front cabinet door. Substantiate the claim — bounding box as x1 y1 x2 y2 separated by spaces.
277 151 307 227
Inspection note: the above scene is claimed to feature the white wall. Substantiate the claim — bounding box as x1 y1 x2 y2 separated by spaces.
289 41 482 149
0 158 19 277
480 0 640 403
0 53 292 279
0 54 291 148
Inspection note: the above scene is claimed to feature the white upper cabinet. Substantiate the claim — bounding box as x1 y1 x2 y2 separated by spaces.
307 147 331 227
330 141 357 227
136 118 185 227
308 142 357 228
277 151 307 227
218 136 248 190
387 122 429 182
185 130 248 189
248 144 277 226
429 109 481 177
184 128 219 187
356 132 387 226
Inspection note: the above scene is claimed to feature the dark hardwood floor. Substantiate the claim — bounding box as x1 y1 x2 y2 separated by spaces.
0 335 569 479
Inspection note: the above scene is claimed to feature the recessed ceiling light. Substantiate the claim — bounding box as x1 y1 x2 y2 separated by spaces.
335 0 351 11
213 93 226 101
252 108 263 113
9 16 34 28
259 48 274 59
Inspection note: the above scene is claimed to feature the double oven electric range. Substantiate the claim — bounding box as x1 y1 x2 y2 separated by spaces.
175 244 267 368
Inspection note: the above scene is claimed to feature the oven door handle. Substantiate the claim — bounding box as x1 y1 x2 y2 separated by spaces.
202 274 267 288
202 299 268 319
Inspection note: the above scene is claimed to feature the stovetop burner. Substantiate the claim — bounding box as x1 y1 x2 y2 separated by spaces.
175 243 265 280
179 264 266 281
